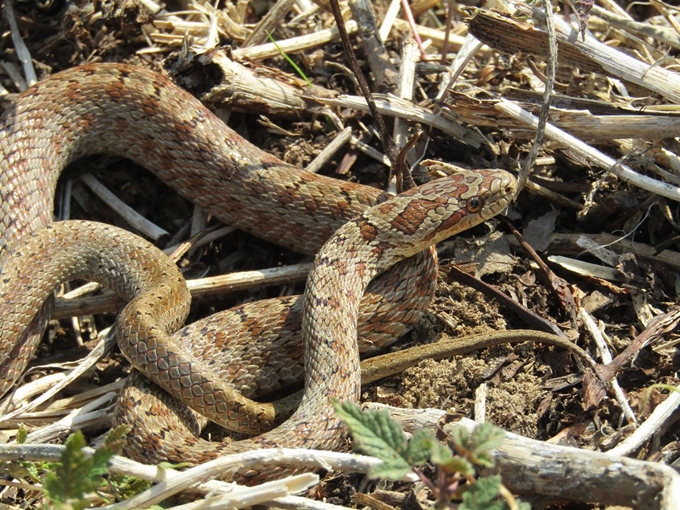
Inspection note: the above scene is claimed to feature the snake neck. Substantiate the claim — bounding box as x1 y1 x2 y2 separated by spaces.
297 219 390 412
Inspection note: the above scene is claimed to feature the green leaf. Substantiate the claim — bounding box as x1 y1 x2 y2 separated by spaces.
367 459 413 480
450 426 470 450
470 423 505 453
404 428 435 465
428 436 454 465
104 425 130 454
334 401 407 459
109 474 154 501
450 423 504 468
334 401 505 484
441 455 476 477
89 425 129 479
334 400 415 479
16 427 28 444
460 475 503 510
42 428 128 508
468 424 505 468
427 438 475 476
21 461 42 481
43 431 92 508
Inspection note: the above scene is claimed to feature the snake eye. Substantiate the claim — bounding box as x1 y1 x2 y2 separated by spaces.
467 196 483 213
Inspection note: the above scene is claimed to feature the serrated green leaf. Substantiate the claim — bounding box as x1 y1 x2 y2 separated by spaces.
42 429 119 509
460 475 503 510
103 425 130 454
90 448 115 478
109 473 154 500
89 427 126 478
65 430 87 450
472 451 496 468
367 458 412 480
428 437 454 465
450 426 470 449
333 400 408 461
449 423 503 468
405 428 435 465
428 433 475 476
17 460 58 483
334 400 419 480
440 455 475 477
44 431 93 505
470 423 505 453
21 461 41 480
465 424 504 468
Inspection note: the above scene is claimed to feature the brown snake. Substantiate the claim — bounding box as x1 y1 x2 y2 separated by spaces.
0 63 518 481
0 63 439 433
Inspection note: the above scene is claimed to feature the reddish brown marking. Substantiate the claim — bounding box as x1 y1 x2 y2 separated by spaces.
390 198 443 235
355 260 368 280
104 78 128 101
241 315 268 338
376 201 399 215
64 80 85 103
333 190 355 219
278 186 298 206
79 112 96 131
390 204 421 235
419 178 470 198
436 208 467 236
357 219 379 241
303 196 321 214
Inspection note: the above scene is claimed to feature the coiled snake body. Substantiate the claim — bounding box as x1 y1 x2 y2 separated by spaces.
0 64 516 481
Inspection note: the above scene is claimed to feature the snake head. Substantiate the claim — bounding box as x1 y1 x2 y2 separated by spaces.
373 168 516 254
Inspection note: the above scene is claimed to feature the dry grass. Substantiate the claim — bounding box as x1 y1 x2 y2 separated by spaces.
0 0 679 507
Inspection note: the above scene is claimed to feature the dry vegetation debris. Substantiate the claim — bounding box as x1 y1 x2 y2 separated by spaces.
0 0 679 508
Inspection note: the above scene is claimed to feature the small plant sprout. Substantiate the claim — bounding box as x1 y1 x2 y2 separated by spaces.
334 401 529 510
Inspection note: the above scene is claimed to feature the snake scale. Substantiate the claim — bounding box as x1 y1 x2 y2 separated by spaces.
0 63 516 482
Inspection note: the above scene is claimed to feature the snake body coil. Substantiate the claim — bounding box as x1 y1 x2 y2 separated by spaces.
0 64 436 432
0 64 516 481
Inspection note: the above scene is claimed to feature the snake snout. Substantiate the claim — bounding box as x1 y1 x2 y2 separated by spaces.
502 171 518 198
488 170 517 212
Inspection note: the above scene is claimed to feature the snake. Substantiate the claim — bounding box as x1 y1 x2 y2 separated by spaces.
0 63 516 481
0 63 439 434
